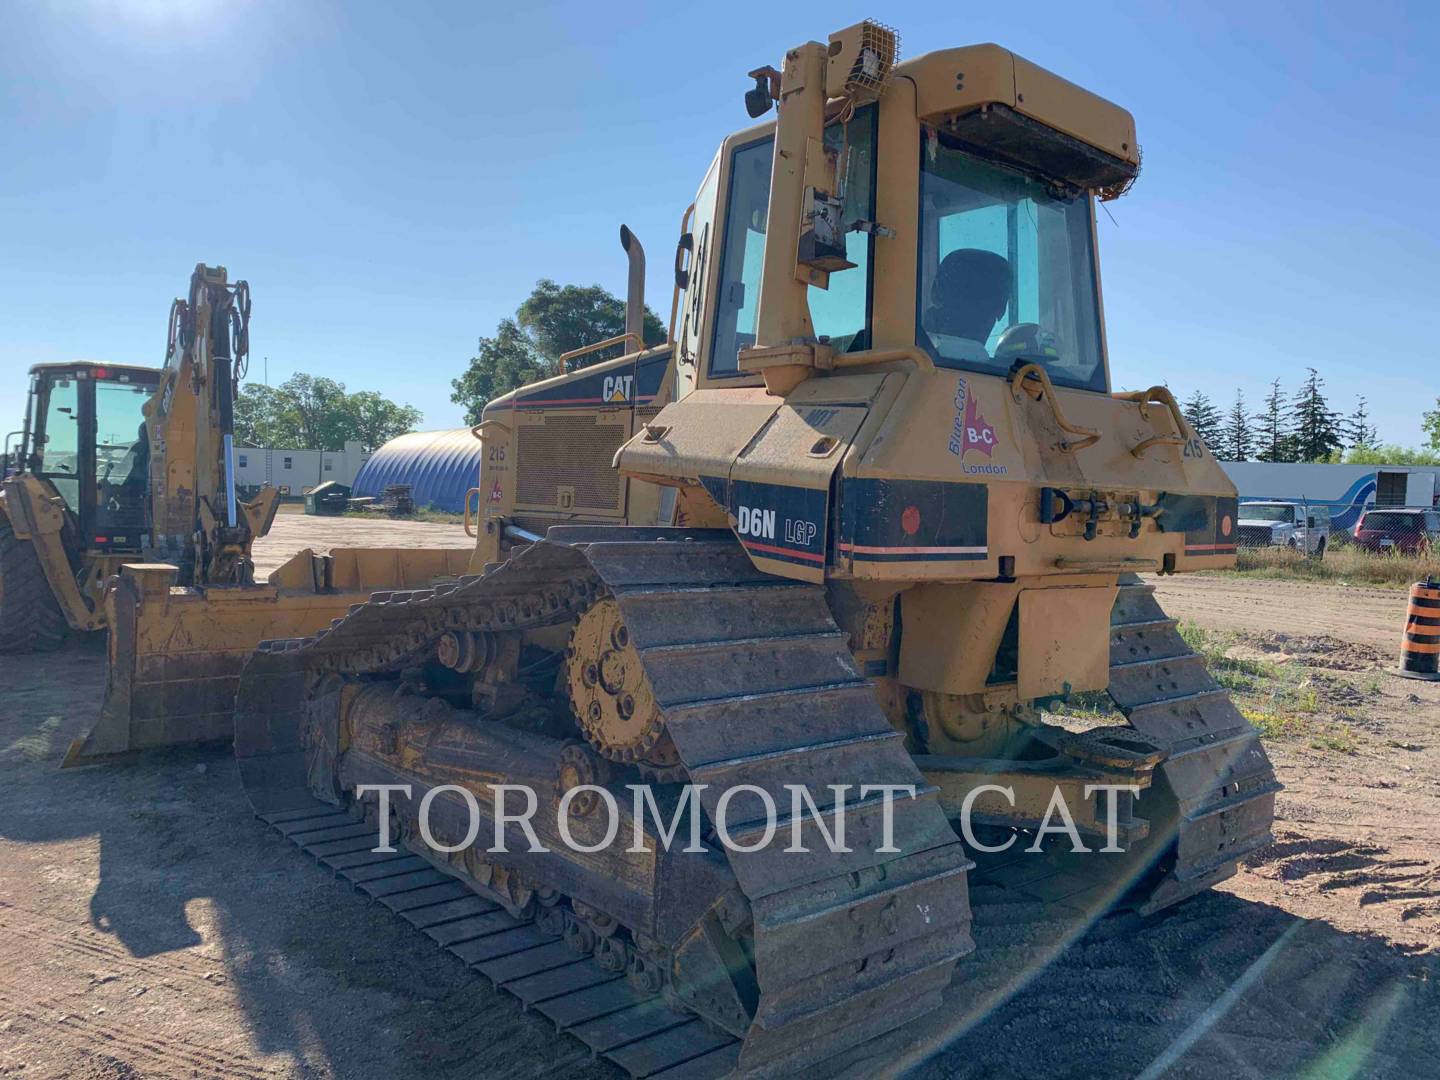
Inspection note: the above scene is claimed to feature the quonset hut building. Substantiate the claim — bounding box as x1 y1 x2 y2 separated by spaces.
350 428 485 513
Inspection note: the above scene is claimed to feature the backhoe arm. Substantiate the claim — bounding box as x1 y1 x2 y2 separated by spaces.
144 264 272 585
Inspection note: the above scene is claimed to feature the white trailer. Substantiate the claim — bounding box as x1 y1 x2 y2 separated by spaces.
1220 461 1439 533
233 440 372 496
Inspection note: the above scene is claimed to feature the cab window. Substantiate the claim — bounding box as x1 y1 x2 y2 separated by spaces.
94 378 152 539
39 377 80 511
709 107 877 376
918 127 1106 392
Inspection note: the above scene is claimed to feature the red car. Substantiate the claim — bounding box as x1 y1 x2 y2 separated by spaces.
1353 508 1440 554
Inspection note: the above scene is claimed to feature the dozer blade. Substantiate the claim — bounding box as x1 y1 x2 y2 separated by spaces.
64 548 475 767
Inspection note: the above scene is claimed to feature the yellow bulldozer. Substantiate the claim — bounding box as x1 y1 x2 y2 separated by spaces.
0 265 469 763
123 22 1277 1078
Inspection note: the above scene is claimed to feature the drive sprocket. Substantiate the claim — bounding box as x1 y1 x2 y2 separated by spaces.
564 596 682 781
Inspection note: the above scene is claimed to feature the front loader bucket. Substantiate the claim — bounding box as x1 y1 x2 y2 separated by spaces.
62 548 475 767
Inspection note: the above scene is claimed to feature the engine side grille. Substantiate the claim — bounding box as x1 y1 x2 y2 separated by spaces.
516 414 627 513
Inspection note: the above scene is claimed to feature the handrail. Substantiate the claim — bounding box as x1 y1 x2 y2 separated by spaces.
668 203 696 345
469 418 511 443
2 430 21 475
829 346 937 374
463 486 482 538
1008 363 1101 452
1114 385 1188 457
554 333 644 376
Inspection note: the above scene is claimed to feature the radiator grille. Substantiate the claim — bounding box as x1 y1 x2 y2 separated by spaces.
516 415 627 512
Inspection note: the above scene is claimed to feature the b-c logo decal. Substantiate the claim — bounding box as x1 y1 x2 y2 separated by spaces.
948 379 1005 474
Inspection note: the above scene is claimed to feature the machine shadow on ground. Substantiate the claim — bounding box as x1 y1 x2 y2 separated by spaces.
1 642 1436 1078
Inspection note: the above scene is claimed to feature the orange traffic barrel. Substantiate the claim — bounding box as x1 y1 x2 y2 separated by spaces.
1397 578 1440 681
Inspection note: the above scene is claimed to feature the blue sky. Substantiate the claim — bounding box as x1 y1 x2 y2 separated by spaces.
3 1 1437 446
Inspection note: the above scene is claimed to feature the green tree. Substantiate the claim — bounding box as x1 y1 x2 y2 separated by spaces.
518 279 664 371
452 279 665 424
282 374 352 451
345 391 424 451
234 383 302 447
1342 444 1440 466
1341 397 1377 450
1218 389 1253 461
233 375 421 451
450 319 549 426
1253 378 1292 462
1181 390 1223 447
1289 368 1341 462
1423 398 1440 450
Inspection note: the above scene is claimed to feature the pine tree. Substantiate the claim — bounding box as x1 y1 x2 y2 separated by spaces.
1424 398 1440 451
1253 379 1292 462
1180 390 1224 447
1219 389 1253 461
1290 368 1342 462
1342 397 1377 449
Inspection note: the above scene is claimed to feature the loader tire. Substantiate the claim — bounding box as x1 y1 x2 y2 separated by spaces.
0 517 68 653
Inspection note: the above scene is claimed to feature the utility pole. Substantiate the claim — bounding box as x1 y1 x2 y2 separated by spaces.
264 355 269 387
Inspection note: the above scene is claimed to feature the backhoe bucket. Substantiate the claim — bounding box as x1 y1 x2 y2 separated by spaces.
62 548 475 766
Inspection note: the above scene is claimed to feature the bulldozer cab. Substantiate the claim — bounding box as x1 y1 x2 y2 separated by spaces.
22 362 160 553
915 128 1107 392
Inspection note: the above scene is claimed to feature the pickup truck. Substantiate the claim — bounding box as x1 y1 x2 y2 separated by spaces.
1236 500 1330 558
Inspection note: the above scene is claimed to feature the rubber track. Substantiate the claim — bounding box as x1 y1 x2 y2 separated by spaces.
236 529 975 1078
1107 573 1281 913
0 516 68 653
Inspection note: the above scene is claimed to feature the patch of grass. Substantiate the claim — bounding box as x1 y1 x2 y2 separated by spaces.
1185 623 1360 754
409 508 465 525
1212 544 1440 589
1242 707 1297 739
1308 724 1358 753
342 506 465 525
1179 622 1280 691
1044 689 1123 724
1050 621 1363 754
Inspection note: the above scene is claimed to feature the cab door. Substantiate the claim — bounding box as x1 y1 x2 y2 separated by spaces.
34 373 82 516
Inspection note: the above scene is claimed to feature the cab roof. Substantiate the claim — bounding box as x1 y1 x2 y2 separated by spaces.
28 360 160 381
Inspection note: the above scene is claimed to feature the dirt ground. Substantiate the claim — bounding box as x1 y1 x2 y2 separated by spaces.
1156 574 1408 654
1 519 1437 1078
253 511 475 579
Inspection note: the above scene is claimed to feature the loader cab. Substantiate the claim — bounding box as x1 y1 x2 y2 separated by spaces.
24 362 161 552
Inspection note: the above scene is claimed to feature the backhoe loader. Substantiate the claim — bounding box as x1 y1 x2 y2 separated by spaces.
226 22 1278 1078
0 267 279 653
0 265 470 763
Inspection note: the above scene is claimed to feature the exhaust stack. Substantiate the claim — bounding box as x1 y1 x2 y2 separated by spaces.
619 225 645 349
